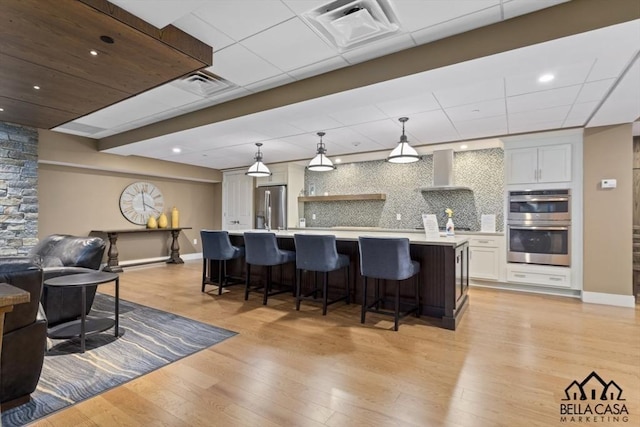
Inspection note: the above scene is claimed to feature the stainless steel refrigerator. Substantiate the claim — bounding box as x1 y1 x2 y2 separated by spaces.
254 185 287 230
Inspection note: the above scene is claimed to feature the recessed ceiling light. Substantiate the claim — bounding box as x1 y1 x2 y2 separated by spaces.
172 147 182 154
538 73 555 83
471 109 480 113
90 50 98 56
335 158 342 163
33 85 40 90
0 108 4 112
460 144 468 150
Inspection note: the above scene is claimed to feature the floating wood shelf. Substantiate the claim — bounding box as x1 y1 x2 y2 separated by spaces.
298 193 386 202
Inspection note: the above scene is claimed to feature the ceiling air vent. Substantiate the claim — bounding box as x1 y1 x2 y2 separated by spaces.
171 70 237 98
302 0 400 51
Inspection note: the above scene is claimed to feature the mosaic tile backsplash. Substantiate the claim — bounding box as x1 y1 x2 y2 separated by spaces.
303 148 504 231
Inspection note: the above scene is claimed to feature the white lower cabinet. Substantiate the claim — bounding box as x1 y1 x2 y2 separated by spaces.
469 236 504 281
506 264 572 288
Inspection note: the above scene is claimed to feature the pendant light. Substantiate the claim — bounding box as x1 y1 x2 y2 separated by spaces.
387 117 419 163
307 131 336 171
246 143 271 177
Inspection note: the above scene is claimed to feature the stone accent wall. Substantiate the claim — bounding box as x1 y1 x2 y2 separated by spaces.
304 148 504 231
0 122 38 255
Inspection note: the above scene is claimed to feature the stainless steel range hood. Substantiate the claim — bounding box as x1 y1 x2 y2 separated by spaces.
420 149 472 192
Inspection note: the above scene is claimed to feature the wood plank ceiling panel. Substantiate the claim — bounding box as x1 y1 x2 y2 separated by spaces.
0 0 213 130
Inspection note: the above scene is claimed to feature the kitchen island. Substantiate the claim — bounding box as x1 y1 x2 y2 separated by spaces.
227 228 470 330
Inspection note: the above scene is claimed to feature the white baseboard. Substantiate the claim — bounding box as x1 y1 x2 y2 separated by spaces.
581 291 636 308
181 252 202 261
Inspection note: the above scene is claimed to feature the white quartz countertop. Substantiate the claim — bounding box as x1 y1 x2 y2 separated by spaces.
228 228 469 247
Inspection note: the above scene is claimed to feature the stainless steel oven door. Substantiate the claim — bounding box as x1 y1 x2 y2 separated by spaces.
508 190 571 222
507 222 571 266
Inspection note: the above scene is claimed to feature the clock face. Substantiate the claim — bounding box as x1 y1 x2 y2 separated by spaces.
119 182 165 225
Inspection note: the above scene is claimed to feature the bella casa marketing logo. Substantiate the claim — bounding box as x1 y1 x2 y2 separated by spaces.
560 371 629 423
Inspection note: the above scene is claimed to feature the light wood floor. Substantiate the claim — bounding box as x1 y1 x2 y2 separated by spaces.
33 261 639 427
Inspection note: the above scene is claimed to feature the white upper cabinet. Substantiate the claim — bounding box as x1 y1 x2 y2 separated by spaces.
506 143 572 184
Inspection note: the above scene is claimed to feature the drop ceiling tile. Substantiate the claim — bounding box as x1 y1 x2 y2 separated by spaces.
193 1 295 41
509 105 571 127
374 93 441 117
288 115 344 133
575 79 615 104
563 101 599 127
505 61 593 96
321 127 381 153
393 0 499 33
454 115 508 140
208 45 283 86
411 5 501 45
587 53 639 82
139 84 204 108
288 56 350 80
109 0 207 28
507 85 581 114
408 110 460 143
434 78 504 108
350 118 405 147
245 74 296 93
588 57 640 127
341 34 415 65
74 96 175 129
445 98 506 122
173 14 235 52
177 88 252 114
328 105 388 126
502 0 570 20
509 119 565 134
242 18 337 71
282 0 328 14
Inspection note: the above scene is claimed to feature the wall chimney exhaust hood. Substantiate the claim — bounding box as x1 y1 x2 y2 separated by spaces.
420 149 472 192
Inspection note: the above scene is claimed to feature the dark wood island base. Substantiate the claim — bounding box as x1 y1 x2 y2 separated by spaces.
225 231 469 330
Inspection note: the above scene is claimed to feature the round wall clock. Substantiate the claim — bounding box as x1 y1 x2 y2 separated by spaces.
119 182 165 225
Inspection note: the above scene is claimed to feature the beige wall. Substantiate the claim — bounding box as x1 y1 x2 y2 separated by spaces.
38 131 222 261
583 124 633 295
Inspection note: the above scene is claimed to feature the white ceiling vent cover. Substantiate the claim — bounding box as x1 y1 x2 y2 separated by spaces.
302 0 400 51
171 70 237 98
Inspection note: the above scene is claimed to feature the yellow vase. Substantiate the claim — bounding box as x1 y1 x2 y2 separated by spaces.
171 206 179 228
146 216 158 229
158 212 168 228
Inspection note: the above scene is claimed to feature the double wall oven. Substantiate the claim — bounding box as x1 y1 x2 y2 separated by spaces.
507 189 571 267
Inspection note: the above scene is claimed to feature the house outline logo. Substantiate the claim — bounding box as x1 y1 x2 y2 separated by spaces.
562 371 626 401
559 371 630 423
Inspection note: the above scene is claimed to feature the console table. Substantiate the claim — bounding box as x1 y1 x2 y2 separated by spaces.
91 227 192 273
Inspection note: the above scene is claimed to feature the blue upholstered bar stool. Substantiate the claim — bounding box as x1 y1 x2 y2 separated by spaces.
293 234 350 315
358 237 420 331
244 232 296 305
200 230 245 294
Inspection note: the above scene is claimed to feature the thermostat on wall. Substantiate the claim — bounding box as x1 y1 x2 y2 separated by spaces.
601 179 617 189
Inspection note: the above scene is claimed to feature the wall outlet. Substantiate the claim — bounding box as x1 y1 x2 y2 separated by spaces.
193 238 197 245
396 213 402 221
312 213 316 220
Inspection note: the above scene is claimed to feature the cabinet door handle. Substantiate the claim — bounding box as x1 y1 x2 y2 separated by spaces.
549 277 562 281
514 273 526 278
477 240 489 244
538 169 542 181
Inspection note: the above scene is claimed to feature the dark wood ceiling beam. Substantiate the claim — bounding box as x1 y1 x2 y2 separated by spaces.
98 0 640 151
0 0 213 129
78 0 212 65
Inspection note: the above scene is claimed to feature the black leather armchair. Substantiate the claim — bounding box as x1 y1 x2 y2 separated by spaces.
30 235 106 326
0 258 47 407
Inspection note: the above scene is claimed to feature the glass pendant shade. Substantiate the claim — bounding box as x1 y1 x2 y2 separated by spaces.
387 117 419 163
307 132 336 171
246 143 272 177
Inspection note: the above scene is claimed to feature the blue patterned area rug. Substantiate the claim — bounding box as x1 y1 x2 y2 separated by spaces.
2 293 237 427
